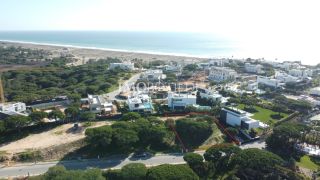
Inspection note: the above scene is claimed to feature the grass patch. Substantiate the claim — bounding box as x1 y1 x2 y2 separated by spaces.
198 123 225 150
237 104 288 125
297 155 320 171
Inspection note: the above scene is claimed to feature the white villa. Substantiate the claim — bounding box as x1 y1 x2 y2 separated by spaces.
208 67 237 82
140 70 166 81
197 88 222 102
109 62 135 71
0 102 27 117
220 107 264 130
87 95 113 114
163 65 181 72
167 92 197 110
127 94 153 113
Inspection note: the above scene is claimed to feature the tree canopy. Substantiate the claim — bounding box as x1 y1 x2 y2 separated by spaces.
85 114 171 152
146 164 199 180
175 119 212 148
266 123 307 157
120 163 147 180
41 165 105 180
3 58 130 103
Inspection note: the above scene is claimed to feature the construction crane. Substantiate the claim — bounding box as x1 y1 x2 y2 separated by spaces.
0 74 5 103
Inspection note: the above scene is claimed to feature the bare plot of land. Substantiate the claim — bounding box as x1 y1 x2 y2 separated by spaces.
0 121 112 154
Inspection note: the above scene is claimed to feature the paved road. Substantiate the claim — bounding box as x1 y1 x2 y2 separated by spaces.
0 140 266 178
0 153 185 178
104 72 141 101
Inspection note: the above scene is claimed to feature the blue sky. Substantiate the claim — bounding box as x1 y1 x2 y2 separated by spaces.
0 0 94 30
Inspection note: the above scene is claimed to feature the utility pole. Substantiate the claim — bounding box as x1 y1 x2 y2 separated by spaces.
0 74 5 103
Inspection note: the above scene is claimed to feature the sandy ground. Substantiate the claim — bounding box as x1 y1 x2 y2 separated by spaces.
0 121 112 154
0 41 206 66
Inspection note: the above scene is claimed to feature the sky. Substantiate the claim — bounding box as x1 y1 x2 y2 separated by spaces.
0 0 320 63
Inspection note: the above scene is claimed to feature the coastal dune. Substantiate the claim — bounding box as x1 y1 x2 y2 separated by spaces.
0 41 206 65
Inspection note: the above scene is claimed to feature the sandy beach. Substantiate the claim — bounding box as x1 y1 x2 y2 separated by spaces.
0 41 207 66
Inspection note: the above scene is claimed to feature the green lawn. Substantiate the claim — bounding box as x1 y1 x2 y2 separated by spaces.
297 155 320 170
237 104 288 125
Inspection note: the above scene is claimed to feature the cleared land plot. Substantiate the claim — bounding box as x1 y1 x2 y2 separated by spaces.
0 121 112 154
237 104 288 125
198 123 225 150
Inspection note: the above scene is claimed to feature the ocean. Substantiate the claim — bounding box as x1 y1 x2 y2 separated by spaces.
0 31 317 65
0 31 238 58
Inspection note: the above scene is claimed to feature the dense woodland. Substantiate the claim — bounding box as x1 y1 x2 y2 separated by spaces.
2 58 131 103
85 113 214 153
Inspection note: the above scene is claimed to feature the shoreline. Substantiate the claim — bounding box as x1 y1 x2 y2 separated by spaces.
0 40 211 64
0 39 213 59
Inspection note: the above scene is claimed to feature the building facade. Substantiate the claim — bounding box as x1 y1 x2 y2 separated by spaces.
220 107 260 130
